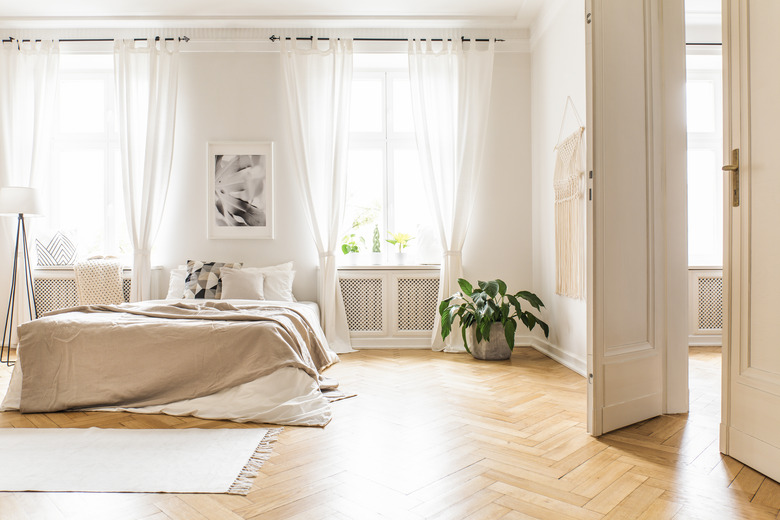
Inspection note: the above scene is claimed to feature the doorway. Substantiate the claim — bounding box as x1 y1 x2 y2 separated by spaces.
684 1 723 431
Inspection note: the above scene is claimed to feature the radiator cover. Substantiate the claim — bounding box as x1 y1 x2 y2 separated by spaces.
339 267 440 347
33 270 132 317
688 268 723 346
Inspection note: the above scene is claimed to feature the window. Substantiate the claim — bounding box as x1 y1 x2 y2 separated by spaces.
686 47 723 268
43 53 130 261
341 54 440 265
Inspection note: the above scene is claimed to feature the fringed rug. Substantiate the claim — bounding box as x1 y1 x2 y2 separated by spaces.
0 427 281 494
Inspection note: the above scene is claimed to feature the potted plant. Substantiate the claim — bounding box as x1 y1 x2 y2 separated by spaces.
340 234 365 265
386 231 414 265
439 278 550 360
370 224 382 265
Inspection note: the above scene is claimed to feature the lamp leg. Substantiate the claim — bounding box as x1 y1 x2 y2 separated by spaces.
20 214 37 321
1 214 22 366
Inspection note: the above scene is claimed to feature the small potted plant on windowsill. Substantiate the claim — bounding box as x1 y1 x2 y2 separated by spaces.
439 278 550 360
387 232 414 265
341 234 365 266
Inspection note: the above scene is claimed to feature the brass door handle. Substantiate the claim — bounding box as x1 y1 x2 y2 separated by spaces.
722 149 739 207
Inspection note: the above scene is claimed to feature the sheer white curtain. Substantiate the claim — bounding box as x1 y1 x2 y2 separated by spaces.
114 38 180 302
280 38 354 354
408 39 495 352
0 40 59 336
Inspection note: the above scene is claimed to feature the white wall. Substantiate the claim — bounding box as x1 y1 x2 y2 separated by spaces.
530 1 588 374
156 49 534 304
463 52 533 293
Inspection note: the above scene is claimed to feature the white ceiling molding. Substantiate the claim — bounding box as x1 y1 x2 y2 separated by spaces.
0 15 531 30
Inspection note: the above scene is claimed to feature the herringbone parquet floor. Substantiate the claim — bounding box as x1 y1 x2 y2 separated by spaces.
0 346 778 519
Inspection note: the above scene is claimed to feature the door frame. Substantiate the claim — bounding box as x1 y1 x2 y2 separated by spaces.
719 0 735 455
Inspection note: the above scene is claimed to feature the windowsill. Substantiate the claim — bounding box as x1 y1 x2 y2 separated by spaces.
337 264 441 271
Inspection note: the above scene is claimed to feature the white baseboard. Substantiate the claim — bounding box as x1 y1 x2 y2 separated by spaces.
350 337 431 349
518 335 587 377
688 334 722 347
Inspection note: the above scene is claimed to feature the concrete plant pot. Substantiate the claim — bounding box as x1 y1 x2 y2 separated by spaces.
466 323 512 360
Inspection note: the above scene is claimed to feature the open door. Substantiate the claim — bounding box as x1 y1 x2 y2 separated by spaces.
586 0 688 436
721 0 780 482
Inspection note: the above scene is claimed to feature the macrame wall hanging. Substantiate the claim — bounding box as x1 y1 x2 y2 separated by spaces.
554 97 586 299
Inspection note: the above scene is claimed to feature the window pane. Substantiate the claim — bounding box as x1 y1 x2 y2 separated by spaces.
58 149 106 256
350 79 383 133
688 149 723 266
343 149 384 258
353 53 408 70
60 53 113 71
59 79 105 133
392 148 440 263
392 78 415 134
686 80 716 133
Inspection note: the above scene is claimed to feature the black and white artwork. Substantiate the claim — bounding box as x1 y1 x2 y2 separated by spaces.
208 142 274 239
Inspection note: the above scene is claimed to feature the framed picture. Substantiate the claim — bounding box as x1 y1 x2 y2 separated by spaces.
207 141 274 239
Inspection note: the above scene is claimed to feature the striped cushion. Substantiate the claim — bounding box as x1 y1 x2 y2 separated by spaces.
36 232 77 266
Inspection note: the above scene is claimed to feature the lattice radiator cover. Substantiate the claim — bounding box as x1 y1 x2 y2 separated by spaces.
34 275 131 317
697 275 723 331
339 277 384 332
339 270 441 340
397 277 440 331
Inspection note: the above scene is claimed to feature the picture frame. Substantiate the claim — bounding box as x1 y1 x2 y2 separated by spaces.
207 141 274 239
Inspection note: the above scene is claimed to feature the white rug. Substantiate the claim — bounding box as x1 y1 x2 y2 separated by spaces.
0 427 281 494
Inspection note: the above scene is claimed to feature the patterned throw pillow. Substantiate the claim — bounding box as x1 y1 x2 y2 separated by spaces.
183 260 242 299
36 232 77 266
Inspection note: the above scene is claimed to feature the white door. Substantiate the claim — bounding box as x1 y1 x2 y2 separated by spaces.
721 0 780 482
586 0 689 436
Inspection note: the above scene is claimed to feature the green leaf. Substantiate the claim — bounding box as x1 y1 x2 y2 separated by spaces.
480 321 492 342
461 325 471 354
341 244 350 255
524 311 537 332
483 280 499 299
537 318 550 338
497 279 507 297
515 290 545 311
507 294 523 318
439 297 454 314
504 320 517 349
457 279 473 297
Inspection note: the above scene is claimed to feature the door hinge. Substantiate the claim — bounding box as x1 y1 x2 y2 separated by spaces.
722 148 739 207
588 171 593 201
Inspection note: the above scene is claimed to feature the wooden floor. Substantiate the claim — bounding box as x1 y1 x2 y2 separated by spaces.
0 346 778 519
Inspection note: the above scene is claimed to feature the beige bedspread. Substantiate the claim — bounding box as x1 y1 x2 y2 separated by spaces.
17 300 339 413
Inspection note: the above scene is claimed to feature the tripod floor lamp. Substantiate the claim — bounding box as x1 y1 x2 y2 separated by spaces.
0 186 42 366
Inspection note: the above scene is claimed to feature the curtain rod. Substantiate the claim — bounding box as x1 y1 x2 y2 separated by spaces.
269 35 504 43
685 42 721 46
2 36 190 43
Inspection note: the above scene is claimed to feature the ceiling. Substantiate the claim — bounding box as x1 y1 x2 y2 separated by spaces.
0 0 548 29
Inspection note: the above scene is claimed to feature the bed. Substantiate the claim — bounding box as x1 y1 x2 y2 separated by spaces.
1 299 340 427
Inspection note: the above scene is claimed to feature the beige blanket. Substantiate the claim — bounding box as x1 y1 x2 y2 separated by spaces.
18 300 339 413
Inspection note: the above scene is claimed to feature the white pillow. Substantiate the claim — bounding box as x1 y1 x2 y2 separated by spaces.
263 270 296 301
243 261 293 273
220 267 265 300
165 268 187 299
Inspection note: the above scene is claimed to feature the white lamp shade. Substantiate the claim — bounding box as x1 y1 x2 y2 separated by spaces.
0 187 43 216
